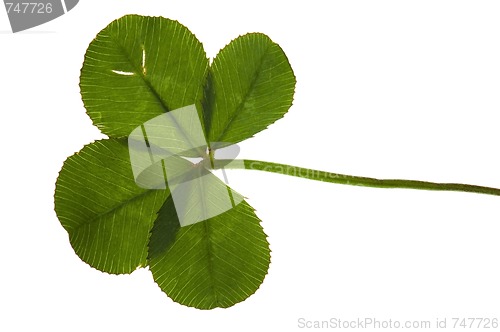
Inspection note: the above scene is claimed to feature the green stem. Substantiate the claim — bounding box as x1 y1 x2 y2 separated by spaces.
214 159 500 197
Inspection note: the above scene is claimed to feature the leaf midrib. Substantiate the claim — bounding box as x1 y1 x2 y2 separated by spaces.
214 42 273 143
195 173 221 307
106 31 171 114
107 29 207 157
70 188 167 232
202 216 219 307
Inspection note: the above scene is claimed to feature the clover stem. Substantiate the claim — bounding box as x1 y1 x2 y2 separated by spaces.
214 159 500 197
208 148 215 169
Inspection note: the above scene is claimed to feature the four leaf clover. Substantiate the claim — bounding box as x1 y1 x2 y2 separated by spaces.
55 14 296 309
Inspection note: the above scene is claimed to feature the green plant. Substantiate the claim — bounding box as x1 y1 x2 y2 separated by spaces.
54 14 500 310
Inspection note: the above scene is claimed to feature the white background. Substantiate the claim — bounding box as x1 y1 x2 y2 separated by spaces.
1 1 500 331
